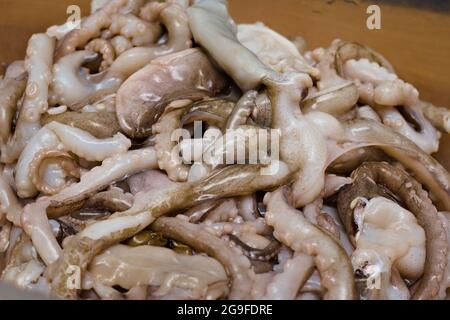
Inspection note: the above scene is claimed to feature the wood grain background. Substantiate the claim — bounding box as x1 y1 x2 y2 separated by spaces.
0 0 448 167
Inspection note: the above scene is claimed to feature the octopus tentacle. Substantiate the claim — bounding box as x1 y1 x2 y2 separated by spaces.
337 162 448 300
1 34 55 163
41 111 121 139
341 119 450 211
262 253 314 300
228 234 281 262
226 91 258 130
110 36 132 56
301 82 359 116
89 244 228 300
108 13 162 47
15 127 61 199
45 121 131 162
0 70 27 146
181 99 235 131
0 168 23 226
377 104 440 154
154 101 191 182
85 39 115 72
29 149 81 196
264 187 356 300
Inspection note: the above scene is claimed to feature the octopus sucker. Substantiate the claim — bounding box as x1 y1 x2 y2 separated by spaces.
337 162 448 299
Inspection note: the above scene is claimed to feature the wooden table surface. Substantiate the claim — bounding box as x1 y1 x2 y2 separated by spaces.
0 0 448 166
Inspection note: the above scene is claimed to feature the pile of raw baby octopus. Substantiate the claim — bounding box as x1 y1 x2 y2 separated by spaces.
0 0 449 300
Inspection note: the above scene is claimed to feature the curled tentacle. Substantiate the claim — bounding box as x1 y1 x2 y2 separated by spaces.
85 39 115 72
377 104 440 154
350 197 425 299
1 34 55 164
337 162 449 299
29 149 81 196
116 48 228 138
151 217 255 300
15 127 61 199
49 50 123 110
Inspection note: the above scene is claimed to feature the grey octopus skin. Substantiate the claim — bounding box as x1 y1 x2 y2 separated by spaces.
337 162 449 300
